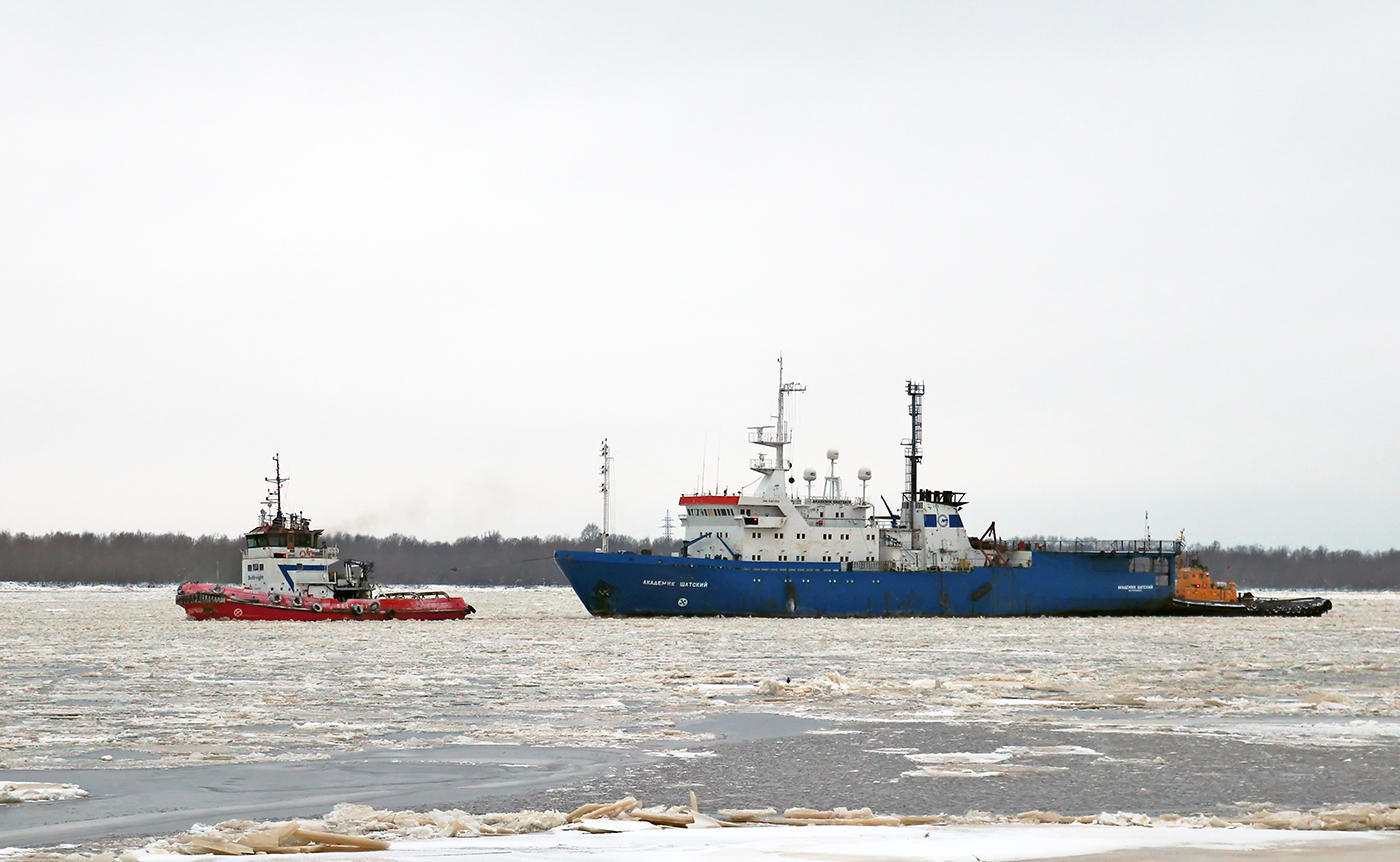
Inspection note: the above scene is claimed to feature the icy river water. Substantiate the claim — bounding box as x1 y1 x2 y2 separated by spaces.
3 585 1399 849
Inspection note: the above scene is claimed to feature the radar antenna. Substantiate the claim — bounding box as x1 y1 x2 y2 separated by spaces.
264 454 289 528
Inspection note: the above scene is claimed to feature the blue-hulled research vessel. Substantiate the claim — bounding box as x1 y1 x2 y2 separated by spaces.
553 367 1209 617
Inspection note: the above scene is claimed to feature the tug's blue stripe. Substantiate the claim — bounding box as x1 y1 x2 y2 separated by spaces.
277 564 327 589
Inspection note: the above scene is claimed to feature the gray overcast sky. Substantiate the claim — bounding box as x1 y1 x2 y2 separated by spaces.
2 2 1397 549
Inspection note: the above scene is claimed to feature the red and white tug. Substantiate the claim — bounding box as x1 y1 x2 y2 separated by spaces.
176 456 475 621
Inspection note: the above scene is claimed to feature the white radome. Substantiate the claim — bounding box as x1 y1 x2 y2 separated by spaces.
858 467 872 481
803 468 818 482
826 448 839 461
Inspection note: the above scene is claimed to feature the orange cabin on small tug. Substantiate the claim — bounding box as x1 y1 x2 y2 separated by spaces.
1174 558 1237 603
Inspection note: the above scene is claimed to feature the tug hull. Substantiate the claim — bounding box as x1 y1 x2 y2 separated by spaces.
1168 596 1333 617
176 584 473 621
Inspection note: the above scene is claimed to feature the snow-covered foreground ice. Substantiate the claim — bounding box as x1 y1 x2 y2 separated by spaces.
195 825 1396 862
119 818 1399 862
2 586 1398 768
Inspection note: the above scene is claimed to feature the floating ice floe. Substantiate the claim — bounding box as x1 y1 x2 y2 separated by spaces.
897 744 1104 778
0 781 89 803
6 587 1400 768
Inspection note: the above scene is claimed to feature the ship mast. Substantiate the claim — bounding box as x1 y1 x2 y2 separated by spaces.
265 453 288 529
775 357 804 479
599 439 612 553
750 358 805 497
904 381 924 549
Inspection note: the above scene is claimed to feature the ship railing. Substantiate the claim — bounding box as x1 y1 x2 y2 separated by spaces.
1021 538 1181 555
748 429 792 446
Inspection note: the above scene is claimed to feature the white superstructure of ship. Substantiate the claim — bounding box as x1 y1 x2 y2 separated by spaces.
675 362 1030 573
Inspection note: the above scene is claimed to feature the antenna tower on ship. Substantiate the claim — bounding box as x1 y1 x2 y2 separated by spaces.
265 453 288 528
749 358 806 497
775 358 804 472
822 448 842 500
599 439 612 553
904 381 925 549
660 510 675 542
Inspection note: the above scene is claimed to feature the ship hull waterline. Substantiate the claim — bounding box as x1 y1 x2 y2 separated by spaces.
554 550 1178 618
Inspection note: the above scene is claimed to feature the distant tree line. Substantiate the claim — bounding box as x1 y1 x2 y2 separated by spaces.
0 525 677 586
1189 543 1400 591
1 529 1396 589
327 527 680 586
